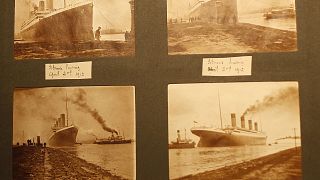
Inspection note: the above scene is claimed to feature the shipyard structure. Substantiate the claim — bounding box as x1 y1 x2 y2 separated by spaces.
188 0 238 24
20 0 94 43
191 113 267 147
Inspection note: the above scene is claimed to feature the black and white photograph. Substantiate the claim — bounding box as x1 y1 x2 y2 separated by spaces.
167 0 297 55
14 0 135 60
12 86 136 179
168 82 301 179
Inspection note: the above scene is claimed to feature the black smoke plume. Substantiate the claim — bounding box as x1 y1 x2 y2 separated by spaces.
70 89 118 135
242 86 299 116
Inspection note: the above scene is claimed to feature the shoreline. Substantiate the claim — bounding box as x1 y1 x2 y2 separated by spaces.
175 147 301 180
14 40 135 60
168 22 297 54
13 146 125 179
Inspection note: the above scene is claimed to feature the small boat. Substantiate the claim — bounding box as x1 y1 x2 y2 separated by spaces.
169 129 196 149
94 132 132 144
264 8 295 19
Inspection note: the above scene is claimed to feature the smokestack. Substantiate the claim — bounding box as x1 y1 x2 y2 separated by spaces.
37 136 40 145
254 122 258 131
231 113 236 127
46 0 53 10
177 130 181 142
248 120 253 130
39 1 45 11
57 117 61 127
60 114 66 127
241 116 245 128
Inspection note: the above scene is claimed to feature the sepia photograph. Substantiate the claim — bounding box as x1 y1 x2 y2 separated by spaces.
14 0 135 60
168 82 301 179
167 0 297 55
12 86 136 179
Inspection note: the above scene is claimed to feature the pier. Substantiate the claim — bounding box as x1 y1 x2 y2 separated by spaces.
13 145 123 179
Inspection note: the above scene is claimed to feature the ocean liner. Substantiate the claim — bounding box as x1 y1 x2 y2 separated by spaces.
48 93 78 146
191 93 267 147
20 0 93 42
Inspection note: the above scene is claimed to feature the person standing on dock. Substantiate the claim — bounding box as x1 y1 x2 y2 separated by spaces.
95 27 102 41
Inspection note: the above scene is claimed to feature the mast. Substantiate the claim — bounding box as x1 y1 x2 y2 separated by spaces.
66 90 69 126
218 89 223 129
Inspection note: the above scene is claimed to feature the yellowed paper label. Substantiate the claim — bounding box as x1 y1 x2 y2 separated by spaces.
202 56 252 76
45 61 92 80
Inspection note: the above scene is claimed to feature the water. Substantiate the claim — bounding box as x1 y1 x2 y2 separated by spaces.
239 13 297 32
58 143 135 179
101 34 126 41
169 140 300 179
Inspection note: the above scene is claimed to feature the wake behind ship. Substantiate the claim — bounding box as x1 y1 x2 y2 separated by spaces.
48 113 78 146
191 113 267 147
20 0 93 42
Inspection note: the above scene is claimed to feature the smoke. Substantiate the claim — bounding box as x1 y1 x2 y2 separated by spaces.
242 86 299 116
70 89 118 135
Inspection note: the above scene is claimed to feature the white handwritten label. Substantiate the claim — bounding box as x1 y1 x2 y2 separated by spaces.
202 56 252 76
45 61 92 80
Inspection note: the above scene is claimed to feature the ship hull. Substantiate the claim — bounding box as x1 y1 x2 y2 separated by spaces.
191 128 267 147
48 126 78 147
94 139 132 144
20 2 93 43
169 143 195 149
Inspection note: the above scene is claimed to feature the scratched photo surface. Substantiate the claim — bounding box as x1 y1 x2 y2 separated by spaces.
167 0 297 55
12 86 136 179
168 82 302 179
14 0 135 60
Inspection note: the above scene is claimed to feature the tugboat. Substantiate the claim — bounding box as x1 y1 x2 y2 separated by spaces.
264 1 296 20
94 132 132 144
169 129 196 149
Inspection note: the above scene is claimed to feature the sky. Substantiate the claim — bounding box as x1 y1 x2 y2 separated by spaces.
167 0 295 19
168 82 300 143
13 86 135 144
15 0 132 34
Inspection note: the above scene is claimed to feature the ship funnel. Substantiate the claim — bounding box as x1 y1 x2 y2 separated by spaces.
60 114 66 127
46 0 53 10
177 130 181 142
57 117 61 127
39 1 45 11
254 122 258 131
240 116 245 128
231 113 236 127
248 120 253 130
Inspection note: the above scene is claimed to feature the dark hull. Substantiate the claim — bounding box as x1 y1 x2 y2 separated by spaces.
191 128 267 147
48 126 78 147
94 139 132 144
20 2 93 43
169 143 195 149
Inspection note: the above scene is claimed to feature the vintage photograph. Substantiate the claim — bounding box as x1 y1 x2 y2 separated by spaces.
168 82 301 179
14 0 135 60
13 86 136 179
167 0 297 55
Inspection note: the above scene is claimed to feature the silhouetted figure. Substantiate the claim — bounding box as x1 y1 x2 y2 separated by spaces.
125 31 130 41
95 27 102 41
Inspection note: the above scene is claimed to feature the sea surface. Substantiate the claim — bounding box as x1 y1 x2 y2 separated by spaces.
101 33 126 41
239 13 297 32
169 140 300 179
58 143 135 179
